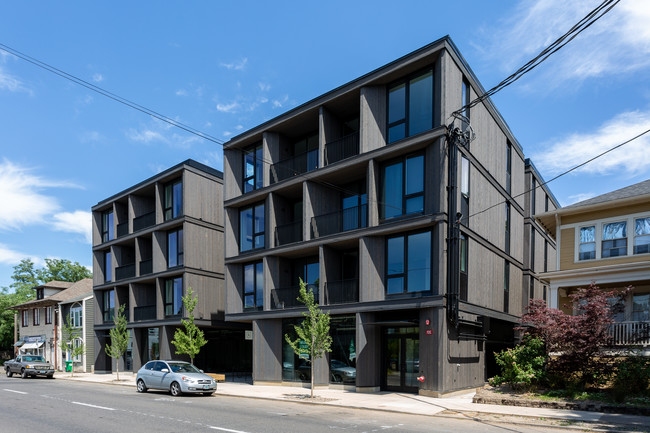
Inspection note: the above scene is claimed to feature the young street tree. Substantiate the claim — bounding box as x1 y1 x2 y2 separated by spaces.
171 287 207 365
105 304 128 381
59 315 84 377
284 279 332 398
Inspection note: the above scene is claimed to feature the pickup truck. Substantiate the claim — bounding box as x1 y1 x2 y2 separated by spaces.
5 355 55 379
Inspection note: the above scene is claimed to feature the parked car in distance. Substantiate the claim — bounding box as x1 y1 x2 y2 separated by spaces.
330 359 356 383
5 355 55 379
136 360 217 396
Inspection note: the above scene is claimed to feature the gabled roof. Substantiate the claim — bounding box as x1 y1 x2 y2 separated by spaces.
36 281 74 290
10 279 93 310
535 179 650 238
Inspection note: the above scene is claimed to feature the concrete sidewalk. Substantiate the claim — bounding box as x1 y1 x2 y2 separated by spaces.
53 371 650 431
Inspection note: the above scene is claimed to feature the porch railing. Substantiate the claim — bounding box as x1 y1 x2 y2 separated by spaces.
115 263 135 281
134 305 156 321
116 222 128 238
139 259 153 276
275 221 302 246
311 204 367 238
610 321 650 346
133 211 155 232
325 132 359 165
271 284 318 310
324 279 359 305
270 149 318 184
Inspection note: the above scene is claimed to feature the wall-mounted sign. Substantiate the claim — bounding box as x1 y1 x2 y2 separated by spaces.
425 329 433 335
245 330 253 340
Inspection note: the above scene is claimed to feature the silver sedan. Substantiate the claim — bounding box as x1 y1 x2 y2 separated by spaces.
136 360 217 396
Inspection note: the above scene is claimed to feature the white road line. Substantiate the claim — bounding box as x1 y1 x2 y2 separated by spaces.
3 389 27 394
71 401 116 411
207 426 251 433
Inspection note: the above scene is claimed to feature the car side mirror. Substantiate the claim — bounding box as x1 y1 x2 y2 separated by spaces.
161 368 169 373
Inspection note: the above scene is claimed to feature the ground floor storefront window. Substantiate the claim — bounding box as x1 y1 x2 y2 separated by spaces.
329 315 356 384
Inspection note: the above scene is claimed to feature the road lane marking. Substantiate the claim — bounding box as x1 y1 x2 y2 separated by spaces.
207 426 251 433
72 401 116 411
3 389 27 394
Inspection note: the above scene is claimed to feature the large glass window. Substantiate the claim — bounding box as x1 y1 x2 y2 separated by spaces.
461 156 470 220
387 69 433 143
45 306 52 324
103 290 115 322
504 261 510 313
102 210 114 242
505 142 512 195
386 231 431 295
33 308 40 326
632 294 650 322
329 316 356 384
104 250 112 282
165 277 183 316
505 202 511 255
70 304 82 327
167 228 184 267
579 226 596 260
381 153 424 219
602 221 627 258
164 179 183 221
244 143 264 193
22 310 28 327
244 261 264 310
282 318 309 382
460 234 468 301
634 217 650 254
240 203 265 252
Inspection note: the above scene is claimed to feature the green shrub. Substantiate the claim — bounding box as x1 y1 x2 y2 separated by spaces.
612 356 650 401
489 336 546 390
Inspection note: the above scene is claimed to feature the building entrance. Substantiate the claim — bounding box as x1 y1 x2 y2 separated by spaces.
383 326 419 393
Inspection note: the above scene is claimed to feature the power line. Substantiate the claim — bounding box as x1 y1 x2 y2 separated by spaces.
466 127 650 222
452 0 620 119
0 43 226 146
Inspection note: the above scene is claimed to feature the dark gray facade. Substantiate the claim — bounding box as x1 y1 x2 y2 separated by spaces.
223 37 558 395
92 160 250 374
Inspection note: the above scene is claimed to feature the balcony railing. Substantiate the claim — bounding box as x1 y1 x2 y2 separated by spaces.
311 204 367 238
139 259 153 276
134 305 156 321
271 284 318 309
275 221 302 246
324 279 359 305
115 263 135 281
325 132 359 165
610 321 650 346
270 149 318 184
116 222 128 238
133 211 155 232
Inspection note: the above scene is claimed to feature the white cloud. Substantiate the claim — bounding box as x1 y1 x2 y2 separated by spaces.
51 210 92 244
92 73 104 83
223 131 233 137
566 192 597 205
175 89 188 96
258 82 271 92
272 95 289 108
0 243 31 265
216 101 240 113
205 151 224 171
0 66 31 94
79 131 103 143
126 128 168 144
235 125 243 131
0 159 66 230
481 0 650 88
533 110 650 176
220 58 248 71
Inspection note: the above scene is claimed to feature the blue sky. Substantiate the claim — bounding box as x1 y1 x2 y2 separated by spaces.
1 1 649 289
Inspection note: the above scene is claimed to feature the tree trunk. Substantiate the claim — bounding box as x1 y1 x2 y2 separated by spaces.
116 359 120 382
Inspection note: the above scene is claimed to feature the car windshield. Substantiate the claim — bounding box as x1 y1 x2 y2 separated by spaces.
168 363 201 373
24 356 45 362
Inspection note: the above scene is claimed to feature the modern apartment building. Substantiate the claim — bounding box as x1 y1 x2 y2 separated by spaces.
92 159 250 374
222 37 558 396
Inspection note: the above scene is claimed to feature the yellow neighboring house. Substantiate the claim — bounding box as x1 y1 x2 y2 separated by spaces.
535 179 650 350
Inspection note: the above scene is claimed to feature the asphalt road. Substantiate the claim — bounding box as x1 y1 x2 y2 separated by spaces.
0 375 563 433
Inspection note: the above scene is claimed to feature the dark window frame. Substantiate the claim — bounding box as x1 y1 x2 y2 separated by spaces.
243 142 264 193
505 142 512 195
167 227 184 268
102 210 114 242
164 178 183 221
22 310 28 327
103 290 115 323
45 306 52 325
380 152 425 220
460 155 470 222
164 277 183 317
239 202 265 252
243 261 264 310
33 308 40 326
387 68 434 144
36 288 44 300
104 250 112 282
385 229 432 297
504 261 510 313
505 202 511 255
460 233 468 301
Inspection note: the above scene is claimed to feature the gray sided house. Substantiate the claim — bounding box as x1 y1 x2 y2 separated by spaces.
59 289 94 372
92 159 250 374
222 36 558 396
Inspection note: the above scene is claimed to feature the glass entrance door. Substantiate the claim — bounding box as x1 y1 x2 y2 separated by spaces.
384 327 419 393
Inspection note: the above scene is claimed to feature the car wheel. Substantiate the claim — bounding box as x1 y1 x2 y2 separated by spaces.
170 381 182 397
6 368 12 378
46 374 54 379
20 369 28 379
136 379 147 393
